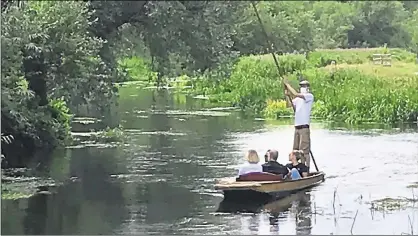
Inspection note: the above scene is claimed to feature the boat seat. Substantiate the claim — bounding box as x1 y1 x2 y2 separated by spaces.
236 172 284 182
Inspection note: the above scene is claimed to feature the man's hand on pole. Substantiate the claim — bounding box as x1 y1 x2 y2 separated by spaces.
284 88 289 96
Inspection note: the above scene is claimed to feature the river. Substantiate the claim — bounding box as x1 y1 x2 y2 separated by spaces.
2 84 418 235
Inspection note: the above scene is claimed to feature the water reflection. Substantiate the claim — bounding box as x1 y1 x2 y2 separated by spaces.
217 191 314 235
2 146 129 235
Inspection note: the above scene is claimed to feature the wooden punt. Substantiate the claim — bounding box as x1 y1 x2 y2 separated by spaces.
215 172 325 203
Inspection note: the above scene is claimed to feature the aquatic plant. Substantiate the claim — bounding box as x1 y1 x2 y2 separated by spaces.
91 125 125 143
263 99 293 119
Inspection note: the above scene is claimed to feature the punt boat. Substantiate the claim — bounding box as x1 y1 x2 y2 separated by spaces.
215 172 325 203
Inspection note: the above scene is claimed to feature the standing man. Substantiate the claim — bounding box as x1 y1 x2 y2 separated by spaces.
283 79 314 170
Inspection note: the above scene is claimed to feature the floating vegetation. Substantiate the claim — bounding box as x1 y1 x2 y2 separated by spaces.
124 130 187 136
406 182 418 189
133 110 148 114
193 95 210 100
1 172 57 200
115 80 148 86
71 126 125 143
71 131 103 137
204 107 239 112
72 117 102 125
66 142 126 149
1 191 33 200
151 110 231 117
370 197 417 211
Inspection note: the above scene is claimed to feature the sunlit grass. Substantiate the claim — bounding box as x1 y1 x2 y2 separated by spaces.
323 62 418 79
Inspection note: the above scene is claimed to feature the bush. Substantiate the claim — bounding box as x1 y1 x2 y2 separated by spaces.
263 99 293 119
221 54 307 113
117 56 155 81
1 1 116 166
168 74 193 89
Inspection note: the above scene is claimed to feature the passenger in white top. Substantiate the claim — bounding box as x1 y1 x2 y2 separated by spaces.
283 79 314 170
237 149 263 176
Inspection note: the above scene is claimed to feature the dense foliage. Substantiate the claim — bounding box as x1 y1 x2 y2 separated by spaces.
1 1 115 166
113 1 418 80
1 1 418 167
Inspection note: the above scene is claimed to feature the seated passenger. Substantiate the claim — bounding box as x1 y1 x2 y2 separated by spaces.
264 149 270 163
262 149 289 176
285 150 309 180
238 149 263 176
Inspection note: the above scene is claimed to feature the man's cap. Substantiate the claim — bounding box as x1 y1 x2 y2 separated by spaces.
299 80 310 86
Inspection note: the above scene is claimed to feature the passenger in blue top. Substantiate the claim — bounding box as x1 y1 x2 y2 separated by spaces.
285 150 309 180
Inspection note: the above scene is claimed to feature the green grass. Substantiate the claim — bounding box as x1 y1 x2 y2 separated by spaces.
308 47 417 67
323 61 418 79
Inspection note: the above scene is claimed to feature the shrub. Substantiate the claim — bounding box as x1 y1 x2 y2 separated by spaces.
263 99 293 119
224 54 307 113
1 1 116 166
117 56 155 81
168 74 193 89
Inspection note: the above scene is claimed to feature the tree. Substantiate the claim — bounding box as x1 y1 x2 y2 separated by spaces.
347 1 410 47
1 1 116 166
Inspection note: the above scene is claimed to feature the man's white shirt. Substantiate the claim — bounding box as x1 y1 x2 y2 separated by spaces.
292 93 314 126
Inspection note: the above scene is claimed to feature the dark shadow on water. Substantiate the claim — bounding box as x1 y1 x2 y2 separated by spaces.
21 180 127 235
2 146 130 235
134 181 199 224
217 190 313 235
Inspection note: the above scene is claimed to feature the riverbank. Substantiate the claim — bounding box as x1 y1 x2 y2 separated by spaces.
185 48 418 124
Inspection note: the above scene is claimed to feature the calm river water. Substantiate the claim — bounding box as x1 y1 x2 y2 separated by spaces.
2 85 418 235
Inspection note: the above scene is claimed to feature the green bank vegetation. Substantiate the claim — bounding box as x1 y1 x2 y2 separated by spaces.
1 1 418 167
189 48 418 124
